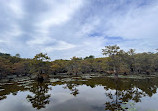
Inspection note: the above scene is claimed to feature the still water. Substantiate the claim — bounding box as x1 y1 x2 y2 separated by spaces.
0 76 158 111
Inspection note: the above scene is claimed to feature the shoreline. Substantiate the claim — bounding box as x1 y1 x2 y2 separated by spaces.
0 73 158 83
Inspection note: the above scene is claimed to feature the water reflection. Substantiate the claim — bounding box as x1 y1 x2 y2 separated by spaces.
104 78 142 111
105 79 124 111
0 76 158 111
26 81 51 110
63 83 79 96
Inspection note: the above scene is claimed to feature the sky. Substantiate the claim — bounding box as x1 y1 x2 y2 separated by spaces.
0 0 158 60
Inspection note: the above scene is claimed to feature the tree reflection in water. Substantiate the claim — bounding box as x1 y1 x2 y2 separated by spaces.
105 78 124 111
0 76 158 111
63 82 79 96
26 81 51 110
104 77 155 111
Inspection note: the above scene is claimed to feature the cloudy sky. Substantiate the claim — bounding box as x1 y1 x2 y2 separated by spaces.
0 0 158 60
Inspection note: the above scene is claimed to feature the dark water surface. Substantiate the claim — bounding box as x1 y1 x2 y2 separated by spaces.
0 76 158 111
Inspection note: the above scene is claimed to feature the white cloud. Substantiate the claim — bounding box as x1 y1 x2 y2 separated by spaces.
42 41 76 52
7 0 24 18
106 3 158 40
35 0 84 35
0 0 158 59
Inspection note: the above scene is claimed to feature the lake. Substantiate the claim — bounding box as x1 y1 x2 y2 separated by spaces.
0 76 158 111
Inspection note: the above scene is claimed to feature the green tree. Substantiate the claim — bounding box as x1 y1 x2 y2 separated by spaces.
67 57 82 75
30 53 50 79
84 55 95 60
127 49 136 73
50 59 68 74
15 53 20 58
102 45 121 76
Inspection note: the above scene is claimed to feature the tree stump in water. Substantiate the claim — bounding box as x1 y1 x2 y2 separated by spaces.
37 74 48 82
124 72 127 75
114 73 118 79
37 76 44 82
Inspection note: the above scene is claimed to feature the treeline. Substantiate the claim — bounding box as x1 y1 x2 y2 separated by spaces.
0 45 158 79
